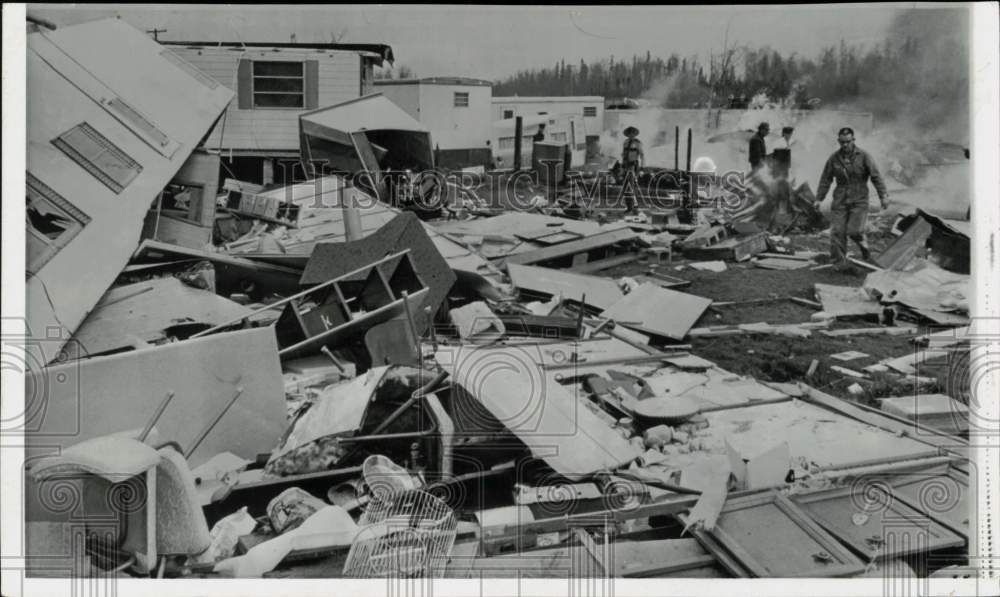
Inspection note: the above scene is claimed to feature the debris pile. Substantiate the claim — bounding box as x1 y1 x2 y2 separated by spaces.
21 18 973 581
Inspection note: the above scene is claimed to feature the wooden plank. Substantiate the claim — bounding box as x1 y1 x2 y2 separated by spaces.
567 252 642 273
754 257 811 270
507 263 624 310
502 228 639 266
793 485 965 561
601 283 712 341
820 326 919 337
707 491 866 577
876 217 933 270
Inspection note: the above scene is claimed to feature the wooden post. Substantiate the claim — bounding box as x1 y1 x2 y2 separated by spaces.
342 181 363 242
686 128 693 173
513 116 523 170
674 125 680 170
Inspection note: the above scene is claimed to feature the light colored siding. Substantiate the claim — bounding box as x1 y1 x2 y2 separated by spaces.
171 46 362 151
374 82 421 120
418 85 492 150
492 97 605 137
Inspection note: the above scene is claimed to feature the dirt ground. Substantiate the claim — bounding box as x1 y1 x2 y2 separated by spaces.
601 228 942 404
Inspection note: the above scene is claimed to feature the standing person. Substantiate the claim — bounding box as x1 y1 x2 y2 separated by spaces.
620 126 644 213
815 127 889 272
748 122 769 173
532 123 546 143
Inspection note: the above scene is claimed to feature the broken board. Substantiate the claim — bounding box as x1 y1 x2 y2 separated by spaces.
25 327 284 467
876 216 933 270
814 283 881 318
754 257 811 270
68 277 252 359
601 283 712 341
507 263 624 311
683 232 768 261
438 344 639 479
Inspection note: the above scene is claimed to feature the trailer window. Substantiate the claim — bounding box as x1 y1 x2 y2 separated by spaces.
26 173 91 274
253 61 305 108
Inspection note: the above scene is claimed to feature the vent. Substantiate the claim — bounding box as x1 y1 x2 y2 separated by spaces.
103 97 171 148
52 123 143 194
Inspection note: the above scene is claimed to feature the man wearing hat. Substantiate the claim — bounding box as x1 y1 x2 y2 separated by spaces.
748 122 769 173
815 127 889 271
621 126 644 212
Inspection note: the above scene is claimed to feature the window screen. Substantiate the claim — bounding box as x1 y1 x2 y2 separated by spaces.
253 61 305 108
52 123 143 194
26 173 91 273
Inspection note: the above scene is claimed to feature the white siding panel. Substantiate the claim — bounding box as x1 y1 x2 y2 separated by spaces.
172 46 361 151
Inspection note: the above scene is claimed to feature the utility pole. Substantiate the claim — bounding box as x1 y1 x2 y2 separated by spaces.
146 28 167 41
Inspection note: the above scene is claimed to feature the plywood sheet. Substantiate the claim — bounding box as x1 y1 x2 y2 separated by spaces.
25 328 285 467
70 277 252 358
602 283 712 340
438 344 639 479
507 263 624 310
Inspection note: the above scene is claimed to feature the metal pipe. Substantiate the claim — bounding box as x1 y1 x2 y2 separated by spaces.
139 391 175 442
185 386 244 459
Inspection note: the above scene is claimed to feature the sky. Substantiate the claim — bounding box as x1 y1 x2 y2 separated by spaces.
29 4 934 81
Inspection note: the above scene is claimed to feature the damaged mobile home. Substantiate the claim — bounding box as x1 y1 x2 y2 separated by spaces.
18 13 981 585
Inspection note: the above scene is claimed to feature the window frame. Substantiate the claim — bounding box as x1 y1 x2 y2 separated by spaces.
502 109 514 119
26 173 91 274
252 60 307 109
583 106 598 117
453 92 470 108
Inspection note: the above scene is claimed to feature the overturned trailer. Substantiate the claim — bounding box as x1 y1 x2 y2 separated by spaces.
299 93 441 216
25 18 233 361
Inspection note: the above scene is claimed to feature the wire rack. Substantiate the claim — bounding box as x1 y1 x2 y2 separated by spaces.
343 488 457 578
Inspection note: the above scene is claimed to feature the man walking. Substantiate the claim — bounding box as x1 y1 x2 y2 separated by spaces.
620 126 644 213
815 127 889 272
748 122 769 173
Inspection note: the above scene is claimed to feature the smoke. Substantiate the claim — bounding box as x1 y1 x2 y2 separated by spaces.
596 8 970 218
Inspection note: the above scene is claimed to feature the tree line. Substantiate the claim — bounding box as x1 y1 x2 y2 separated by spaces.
490 10 967 132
